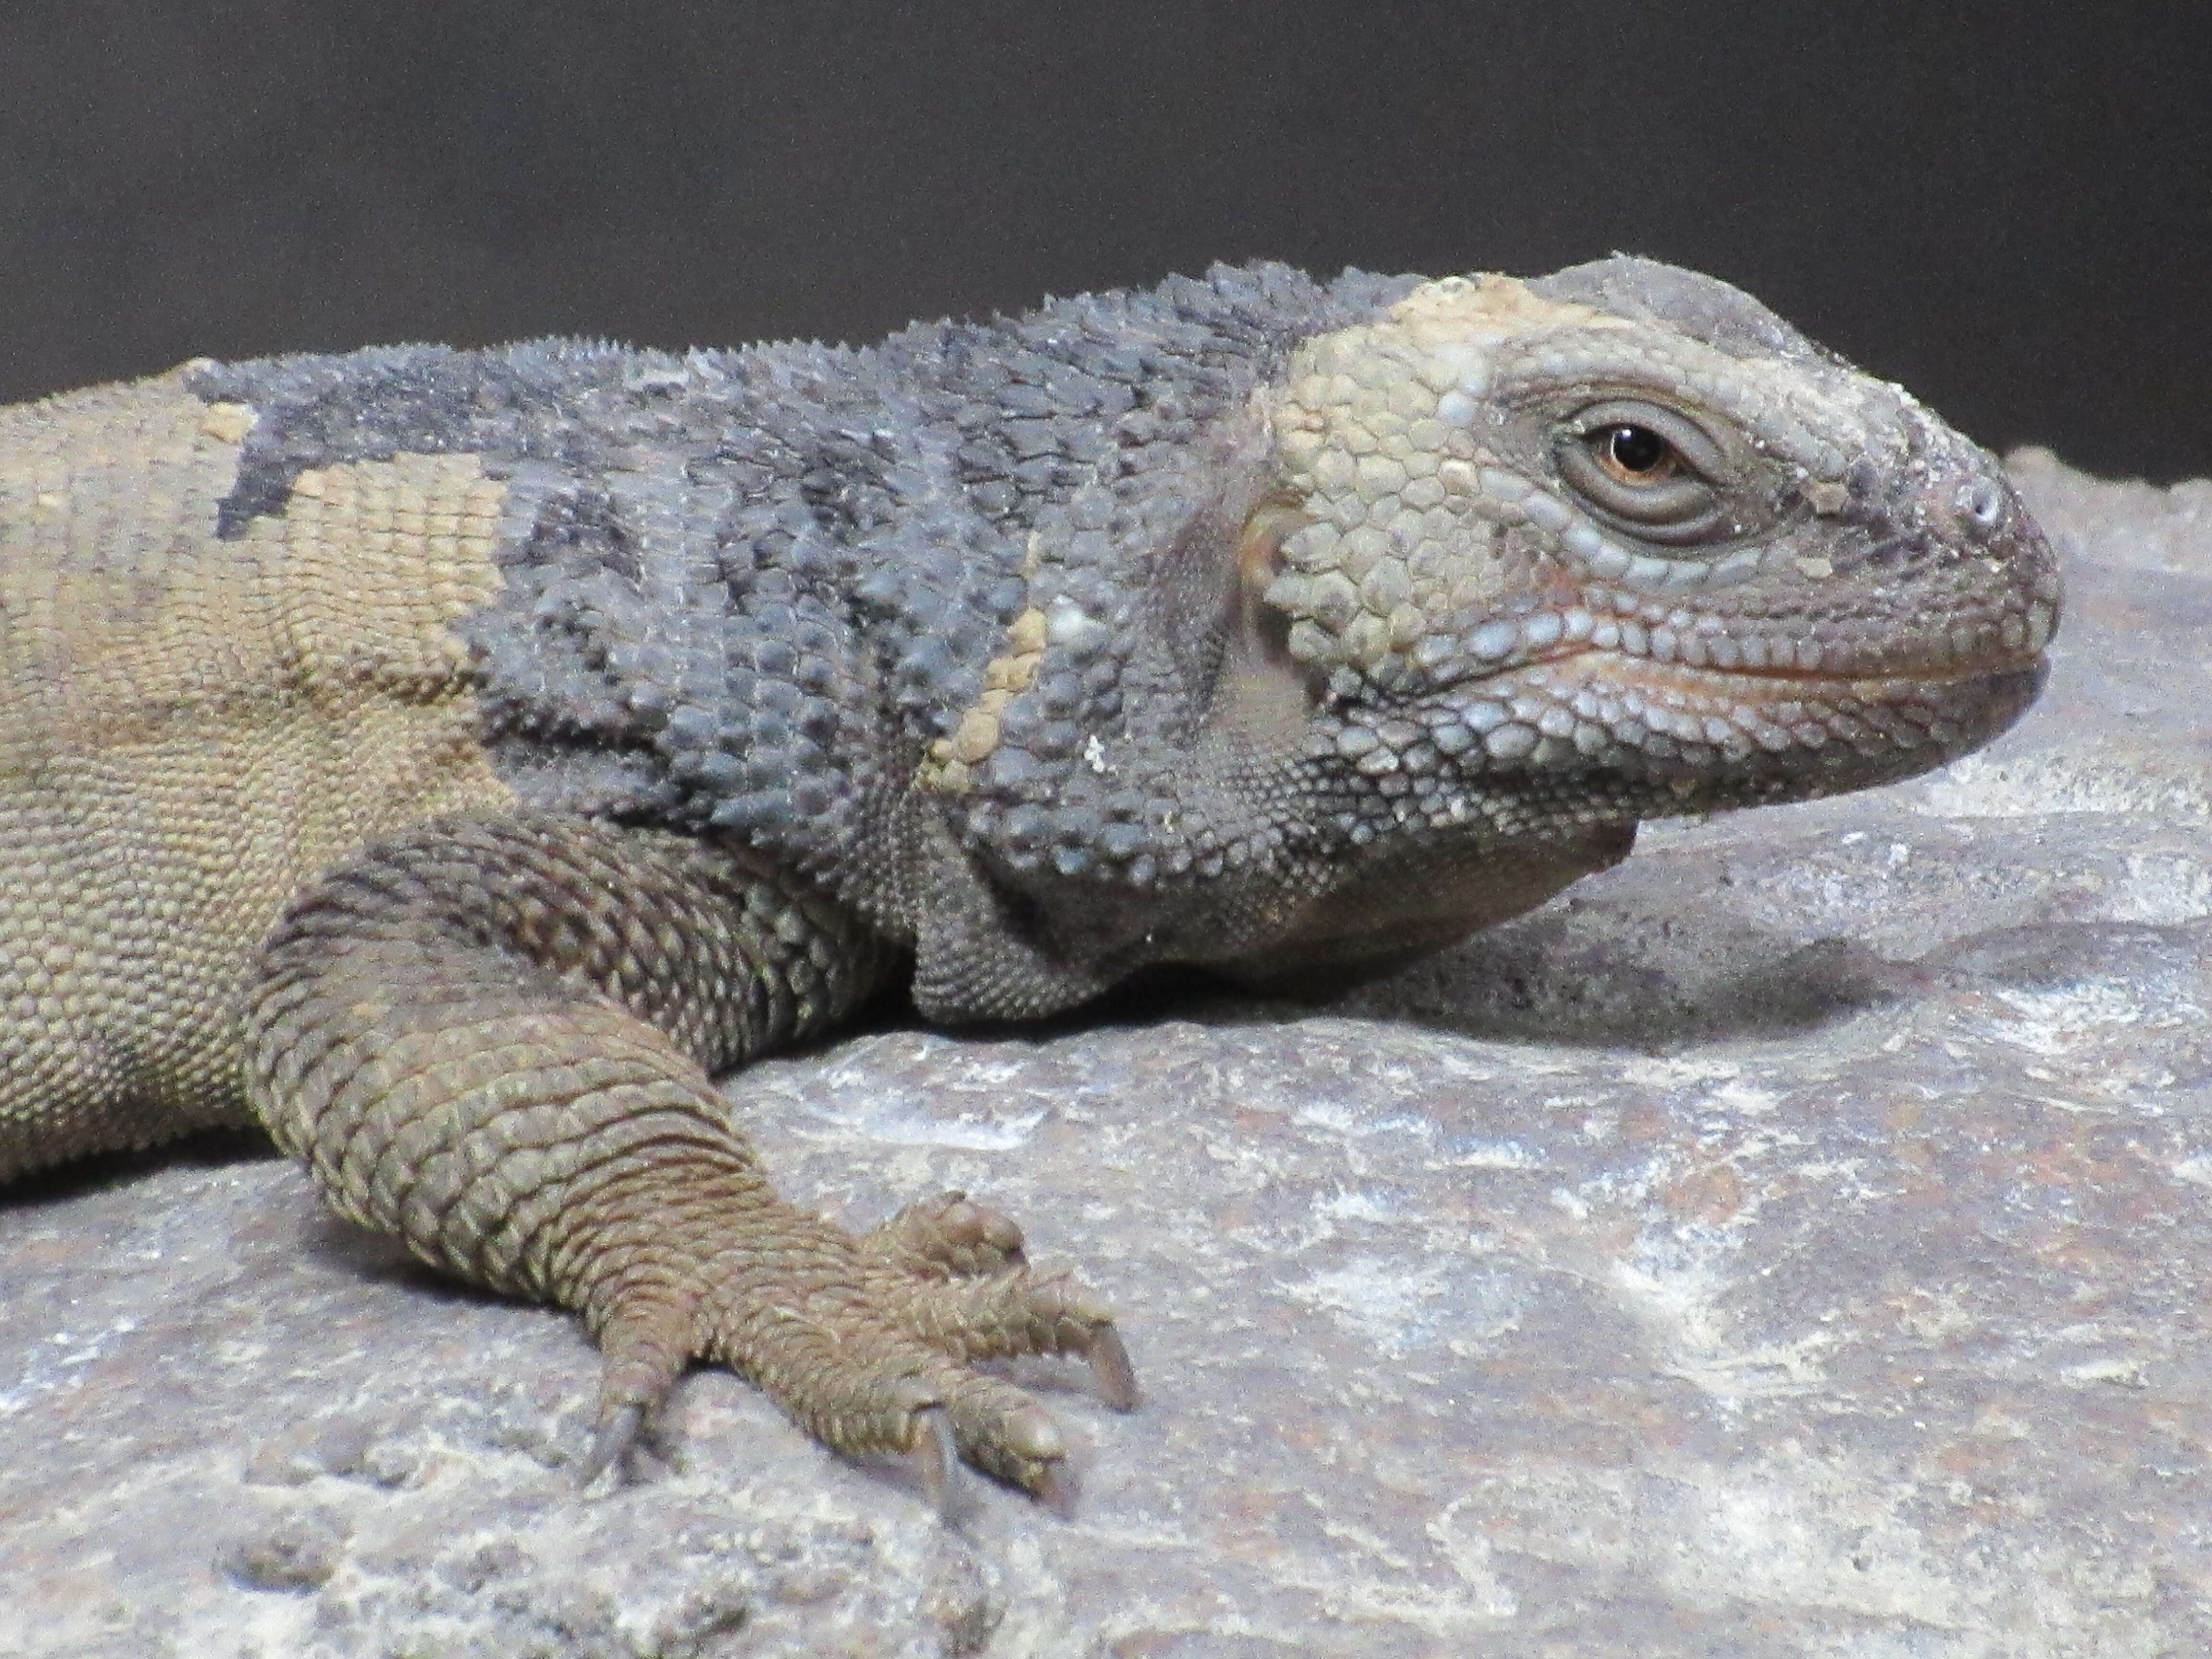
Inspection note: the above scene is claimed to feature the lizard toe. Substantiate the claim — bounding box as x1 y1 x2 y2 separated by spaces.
938 1375 1070 1497
864 1190 1029 1276
578 1289 697 1486
888 1263 1139 1407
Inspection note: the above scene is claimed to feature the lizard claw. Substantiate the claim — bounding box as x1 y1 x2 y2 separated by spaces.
579 1401 645 1490
909 1404 962 1520
1031 1455 1079 1521
1085 1326 1142 1411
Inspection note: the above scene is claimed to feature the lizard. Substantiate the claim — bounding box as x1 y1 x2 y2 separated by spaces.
0 257 2059 1508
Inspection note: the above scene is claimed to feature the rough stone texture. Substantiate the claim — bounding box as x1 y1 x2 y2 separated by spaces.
3 446 2205 1655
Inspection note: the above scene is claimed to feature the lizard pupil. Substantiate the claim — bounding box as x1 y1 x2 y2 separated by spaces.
1605 424 1671 478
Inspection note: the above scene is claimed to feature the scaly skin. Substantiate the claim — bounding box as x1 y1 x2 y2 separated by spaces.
0 258 2057 1506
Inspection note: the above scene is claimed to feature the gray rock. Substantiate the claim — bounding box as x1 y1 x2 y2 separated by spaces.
2 449 2205 1656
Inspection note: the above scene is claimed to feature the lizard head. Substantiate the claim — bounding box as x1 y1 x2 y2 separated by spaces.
1229 258 2057 817
1180 257 2061 980
1171 257 2060 981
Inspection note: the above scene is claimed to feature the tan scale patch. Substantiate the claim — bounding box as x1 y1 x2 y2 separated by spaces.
0 369 514 1177
1252 275 1632 678
915 537 1048 795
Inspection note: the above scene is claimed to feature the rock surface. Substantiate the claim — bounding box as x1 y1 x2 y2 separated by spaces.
3 450 2207 1658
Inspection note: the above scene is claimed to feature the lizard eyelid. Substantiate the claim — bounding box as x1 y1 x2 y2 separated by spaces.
1554 397 1736 547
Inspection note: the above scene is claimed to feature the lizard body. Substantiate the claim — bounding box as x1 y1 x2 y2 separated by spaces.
0 259 2057 1501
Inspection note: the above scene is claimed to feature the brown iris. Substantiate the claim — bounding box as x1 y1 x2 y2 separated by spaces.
1595 423 1681 486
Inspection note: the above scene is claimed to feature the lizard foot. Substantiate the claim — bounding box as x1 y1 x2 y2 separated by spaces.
580 1185 1136 1512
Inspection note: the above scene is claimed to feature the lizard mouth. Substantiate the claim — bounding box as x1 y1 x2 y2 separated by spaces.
1419 643 2051 792
1512 637 2053 702
1442 591 2058 693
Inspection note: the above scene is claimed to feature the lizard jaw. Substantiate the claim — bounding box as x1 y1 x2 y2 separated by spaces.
1403 556 2060 694
1363 649 2053 816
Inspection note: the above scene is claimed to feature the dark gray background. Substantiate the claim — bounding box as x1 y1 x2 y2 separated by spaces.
3 3 2205 478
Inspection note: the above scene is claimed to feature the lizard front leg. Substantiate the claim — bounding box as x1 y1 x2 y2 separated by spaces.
241 813 1135 1506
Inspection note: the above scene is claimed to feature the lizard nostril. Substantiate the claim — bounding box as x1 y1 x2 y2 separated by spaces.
1955 477 2006 539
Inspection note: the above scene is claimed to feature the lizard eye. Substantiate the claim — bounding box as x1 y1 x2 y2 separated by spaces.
1554 398 1734 546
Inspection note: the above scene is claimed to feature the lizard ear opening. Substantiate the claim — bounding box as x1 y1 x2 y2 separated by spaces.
1214 501 1322 747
